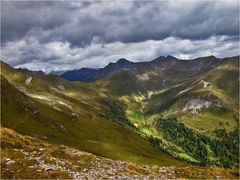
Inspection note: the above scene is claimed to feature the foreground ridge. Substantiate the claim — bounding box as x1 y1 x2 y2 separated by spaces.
1 128 238 179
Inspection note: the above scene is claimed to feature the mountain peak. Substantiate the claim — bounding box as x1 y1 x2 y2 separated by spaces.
193 55 218 61
206 55 217 58
153 55 178 62
116 58 132 64
166 55 178 60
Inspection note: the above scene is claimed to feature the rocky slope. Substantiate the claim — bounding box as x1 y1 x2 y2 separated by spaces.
1 128 238 179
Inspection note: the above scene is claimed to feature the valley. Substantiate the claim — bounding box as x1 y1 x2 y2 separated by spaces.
1 55 239 178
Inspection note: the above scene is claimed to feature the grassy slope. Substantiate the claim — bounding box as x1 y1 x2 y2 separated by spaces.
1 128 238 179
0 64 185 166
167 61 239 133
1 57 239 168
143 59 239 132
114 58 239 166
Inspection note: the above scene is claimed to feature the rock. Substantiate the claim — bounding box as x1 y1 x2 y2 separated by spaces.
39 148 45 151
44 165 55 171
25 76 32 85
40 136 48 140
32 151 37 155
22 151 29 156
82 168 88 173
5 159 16 165
183 97 212 114
57 82 65 90
159 169 167 173
200 80 212 88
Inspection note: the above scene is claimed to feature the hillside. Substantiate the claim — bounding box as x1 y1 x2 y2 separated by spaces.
0 61 184 167
2 128 238 179
60 58 135 82
100 56 239 167
1 55 239 178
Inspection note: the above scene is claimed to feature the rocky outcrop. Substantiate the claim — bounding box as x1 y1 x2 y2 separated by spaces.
183 98 212 114
25 76 32 85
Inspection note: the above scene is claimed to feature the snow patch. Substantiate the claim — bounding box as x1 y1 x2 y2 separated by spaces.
25 76 32 85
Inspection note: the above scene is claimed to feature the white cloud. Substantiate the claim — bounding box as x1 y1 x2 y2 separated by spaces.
1 1 238 71
1 35 238 72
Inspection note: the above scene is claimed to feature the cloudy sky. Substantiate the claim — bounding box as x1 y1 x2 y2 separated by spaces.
1 0 239 72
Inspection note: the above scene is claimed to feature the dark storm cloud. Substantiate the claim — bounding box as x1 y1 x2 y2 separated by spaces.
1 0 239 71
1 1 71 43
1 1 239 45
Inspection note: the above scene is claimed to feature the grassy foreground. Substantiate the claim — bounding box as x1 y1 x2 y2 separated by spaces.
1 128 239 179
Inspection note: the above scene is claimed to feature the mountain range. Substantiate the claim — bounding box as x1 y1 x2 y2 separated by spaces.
61 55 222 82
1 55 239 178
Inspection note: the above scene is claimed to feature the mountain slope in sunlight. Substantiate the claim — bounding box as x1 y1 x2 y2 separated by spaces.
0 61 184 167
1 55 239 170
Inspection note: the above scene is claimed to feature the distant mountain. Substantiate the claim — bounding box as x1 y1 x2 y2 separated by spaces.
60 68 98 82
61 58 135 82
61 55 223 82
49 70 67 76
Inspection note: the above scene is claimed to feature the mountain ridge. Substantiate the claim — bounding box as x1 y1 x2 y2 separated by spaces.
60 55 238 82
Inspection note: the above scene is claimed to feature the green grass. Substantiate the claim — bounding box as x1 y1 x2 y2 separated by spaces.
127 108 145 128
179 107 238 134
140 128 153 136
177 153 198 163
154 117 239 168
1 75 185 167
1 58 239 168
